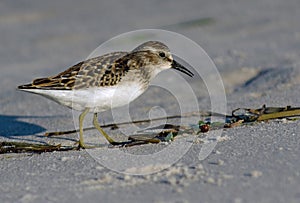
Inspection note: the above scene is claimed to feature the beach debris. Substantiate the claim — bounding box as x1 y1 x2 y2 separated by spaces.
0 141 77 154
198 121 210 133
1 105 299 153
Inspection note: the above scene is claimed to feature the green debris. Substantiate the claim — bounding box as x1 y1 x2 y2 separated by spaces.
230 105 300 126
0 141 77 154
164 132 174 142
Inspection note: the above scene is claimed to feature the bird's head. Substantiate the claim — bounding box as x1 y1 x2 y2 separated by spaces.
131 41 194 78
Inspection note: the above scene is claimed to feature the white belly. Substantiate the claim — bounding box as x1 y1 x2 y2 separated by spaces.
22 82 146 112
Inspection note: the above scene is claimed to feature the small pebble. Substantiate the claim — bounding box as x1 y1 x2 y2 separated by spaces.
200 124 210 132
60 157 70 162
245 170 263 178
206 177 215 184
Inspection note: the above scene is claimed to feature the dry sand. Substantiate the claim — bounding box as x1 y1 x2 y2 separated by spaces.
1 0 300 202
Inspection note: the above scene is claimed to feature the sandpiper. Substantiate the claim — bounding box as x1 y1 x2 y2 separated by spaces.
18 41 194 148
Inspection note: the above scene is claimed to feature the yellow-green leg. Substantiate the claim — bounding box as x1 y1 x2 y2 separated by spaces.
78 108 90 148
93 113 122 145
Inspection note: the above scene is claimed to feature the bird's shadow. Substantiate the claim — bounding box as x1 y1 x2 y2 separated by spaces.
0 115 47 143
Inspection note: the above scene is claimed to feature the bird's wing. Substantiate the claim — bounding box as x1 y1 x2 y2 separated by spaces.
18 52 129 90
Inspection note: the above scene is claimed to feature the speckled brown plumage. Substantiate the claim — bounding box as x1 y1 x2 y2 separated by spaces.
18 41 175 90
18 52 128 90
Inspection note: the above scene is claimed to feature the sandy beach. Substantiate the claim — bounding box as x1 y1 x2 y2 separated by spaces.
1 0 299 202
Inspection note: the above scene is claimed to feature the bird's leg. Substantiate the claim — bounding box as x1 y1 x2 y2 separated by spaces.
93 113 123 145
78 108 90 148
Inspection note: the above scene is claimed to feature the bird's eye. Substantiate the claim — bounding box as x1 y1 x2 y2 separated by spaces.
159 52 165 58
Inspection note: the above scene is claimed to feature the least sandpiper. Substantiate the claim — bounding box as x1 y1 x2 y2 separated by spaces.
18 41 194 148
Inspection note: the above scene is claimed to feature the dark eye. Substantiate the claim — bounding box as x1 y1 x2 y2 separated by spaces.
159 52 165 58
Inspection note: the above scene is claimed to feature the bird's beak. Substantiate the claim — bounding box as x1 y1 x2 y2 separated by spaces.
171 60 194 77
